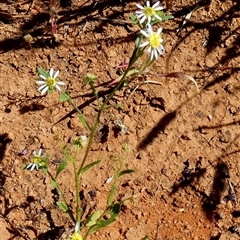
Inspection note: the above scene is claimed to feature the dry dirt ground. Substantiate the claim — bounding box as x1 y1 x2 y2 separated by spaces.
0 0 239 239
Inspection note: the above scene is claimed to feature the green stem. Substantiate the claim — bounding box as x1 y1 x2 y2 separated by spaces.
48 171 75 223
89 81 100 108
74 161 81 230
69 99 92 132
77 112 100 176
71 148 81 230
82 207 110 240
76 45 141 176
75 43 143 237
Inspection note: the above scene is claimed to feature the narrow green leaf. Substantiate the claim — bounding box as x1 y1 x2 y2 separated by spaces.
135 36 141 48
79 160 101 177
119 169 135 177
99 203 120 226
56 201 68 213
22 165 27 170
129 13 138 24
89 81 98 101
60 92 71 102
161 14 174 21
51 179 61 195
141 236 149 240
56 161 67 178
51 179 57 189
78 114 91 132
65 151 74 162
38 68 49 78
102 104 124 111
108 184 116 206
42 167 48 174
85 211 101 227
88 203 121 235
158 12 174 21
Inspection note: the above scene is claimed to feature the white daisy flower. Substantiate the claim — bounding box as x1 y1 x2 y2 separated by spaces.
26 149 45 171
140 24 165 60
136 1 164 24
36 68 65 95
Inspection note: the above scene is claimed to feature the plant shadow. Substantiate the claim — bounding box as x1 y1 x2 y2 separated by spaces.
137 111 177 150
4 94 45 114
0 0 139 53
0 133 13 162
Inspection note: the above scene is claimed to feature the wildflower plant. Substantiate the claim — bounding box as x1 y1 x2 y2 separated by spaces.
136 1 164 24
24 1 198 240
36 68 65 95
25 149 48 173
140 23 164 60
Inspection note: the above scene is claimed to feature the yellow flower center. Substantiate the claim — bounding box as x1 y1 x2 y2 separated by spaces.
70 233 82 240
144 7 156 17
33 154 46 167
149 32 161 49
33 155 42 164
46 77 57 89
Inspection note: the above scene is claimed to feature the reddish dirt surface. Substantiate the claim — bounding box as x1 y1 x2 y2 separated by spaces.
0 0 239 239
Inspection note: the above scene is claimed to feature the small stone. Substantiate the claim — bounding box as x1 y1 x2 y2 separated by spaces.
225 84 234 94
205 58 216 68
229 106 238 115
6 132 14 141
41 142 47 149
147 175 155 181
63 101 69 107
51 125 57 133
219 130 231 143
109 230 120 240
136 151 146 160
68 118 80 130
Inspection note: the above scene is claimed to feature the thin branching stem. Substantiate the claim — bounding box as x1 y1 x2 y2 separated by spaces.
48 171 75 223
74 43 142 230
69 99 92 132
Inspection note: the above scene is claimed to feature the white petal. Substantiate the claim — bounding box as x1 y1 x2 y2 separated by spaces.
146 23 153 33
140 30 149 38
53 70 60 79
57 81 65 86
150 50 154 61
136 3 144 9
38 84 47 91
152 1 160 8
55 85 61 92
147 46 152 54
140 15 147 24
157 46 164 54
147 16 151 22
140 41 149 48
154 49 159 59
41 86 48 95
39 75 47 80
136 12 144 17
36 80 46 85
146 1 150 7
75 222 80 233
136 11 144 14
155 6 164 10
49 68 54 78
155 15 162 21
26 163 33 169
157 27 163 34
30 163 36 171
38 149 42 156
